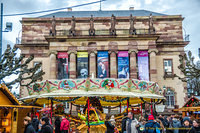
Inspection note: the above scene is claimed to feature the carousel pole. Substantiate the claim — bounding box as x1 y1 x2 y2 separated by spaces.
51 99 53 124
120 102 121 113
151 99 153 115
141 103 143 116
87 97 90 133
127 98 129 113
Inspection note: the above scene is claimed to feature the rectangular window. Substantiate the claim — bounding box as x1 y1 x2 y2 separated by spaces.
57 52 68 79
118 51 129 78
97 51 109 78
164 59 173 75
137 51 149 81
77 52 88 78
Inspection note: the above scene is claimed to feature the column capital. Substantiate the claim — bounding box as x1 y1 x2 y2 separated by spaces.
128 49 138 54
148 49 158 54
88 50 97 55
108 50 118 54
67 50 77 55
48 50 57 56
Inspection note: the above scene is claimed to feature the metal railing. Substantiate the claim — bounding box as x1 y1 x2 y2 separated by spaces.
55 29 153 36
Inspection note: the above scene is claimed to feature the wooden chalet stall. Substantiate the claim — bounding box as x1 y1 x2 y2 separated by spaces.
0 84 41 133
174 96 200 120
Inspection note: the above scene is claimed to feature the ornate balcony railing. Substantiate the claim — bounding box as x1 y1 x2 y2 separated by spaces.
55 29 153 36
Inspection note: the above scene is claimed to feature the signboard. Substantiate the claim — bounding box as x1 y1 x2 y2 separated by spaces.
97 51 109 78
57 52 68 79
77 52 88 78
118 51 129 78
155 105 165 113
138 51 149 81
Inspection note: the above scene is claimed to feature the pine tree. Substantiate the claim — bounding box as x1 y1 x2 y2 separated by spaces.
0 44 45 91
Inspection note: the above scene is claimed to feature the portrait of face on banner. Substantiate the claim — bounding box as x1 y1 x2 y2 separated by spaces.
77 52 88 78
97 51 109 78
118 51 129 78
138 51 149 81
57 52 68 79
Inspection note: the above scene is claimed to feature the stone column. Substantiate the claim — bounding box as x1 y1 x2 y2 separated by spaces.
110 51 117 78
129 50 138 79
49 51 57 79
89 51 97 78
148 49 158 82
68 51 77 79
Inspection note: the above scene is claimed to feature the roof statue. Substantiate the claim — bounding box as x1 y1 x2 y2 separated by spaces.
50 16 56 36
69 16 76 36
129 14 136 35
89 15 95 36
109 14 116 35
149 13 155 34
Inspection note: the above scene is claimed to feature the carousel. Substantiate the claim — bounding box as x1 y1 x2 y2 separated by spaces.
20 78 165 133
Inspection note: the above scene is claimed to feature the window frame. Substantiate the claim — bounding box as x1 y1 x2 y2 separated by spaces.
163 59 174 78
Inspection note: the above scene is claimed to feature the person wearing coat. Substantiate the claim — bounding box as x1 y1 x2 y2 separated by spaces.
179 117 192 133
189 119 200 133
144 115 160 133
40 117 53 133
32 116 39 133
55 116 61 133
126 112 139 133
172 115 182 133
60 116 70 133
24 116 36 133
122 113 128 133
105 115 115 133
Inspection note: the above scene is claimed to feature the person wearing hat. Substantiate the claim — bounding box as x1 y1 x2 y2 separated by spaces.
24 116 36 133
40 117 53 133
179 117 191 133
172 115 181 133
144 115 160 133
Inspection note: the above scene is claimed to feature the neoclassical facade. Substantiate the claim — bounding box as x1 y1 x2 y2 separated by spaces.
18 9 189 109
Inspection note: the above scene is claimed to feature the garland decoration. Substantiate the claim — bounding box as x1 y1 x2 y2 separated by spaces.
98 97 129 103
21 98 38 105
49 97 81 102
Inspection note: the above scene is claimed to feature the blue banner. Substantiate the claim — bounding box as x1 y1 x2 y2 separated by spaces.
97 51 109 78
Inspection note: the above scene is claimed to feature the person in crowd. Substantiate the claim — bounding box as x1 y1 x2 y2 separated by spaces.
32 116 39 133
156 119 164 133
60 115 70 133
55 116 61 133
158 115 165 127
189 119 200 133
137 118 146 133
122 113 128 133
105 115 115 133
144 115 160 133
172 115 181 133
179 117 192 133
126 112 139 133
40 117 53 133
24 116 36 133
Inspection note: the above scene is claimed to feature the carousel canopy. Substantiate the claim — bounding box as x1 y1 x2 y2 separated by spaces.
20 78 165 106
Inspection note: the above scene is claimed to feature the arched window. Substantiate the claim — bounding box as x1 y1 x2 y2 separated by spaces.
165 88 175 107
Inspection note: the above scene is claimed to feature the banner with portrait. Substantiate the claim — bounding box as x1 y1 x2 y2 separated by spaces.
118 51 129 78
138 51 149 81
97 51 109 78
77 52 88 78
57 52 68 79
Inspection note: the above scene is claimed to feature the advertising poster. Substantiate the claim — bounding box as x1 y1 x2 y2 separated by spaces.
77 52 88 78
97 51 109 78
57 52 68 79
118 51 129 78
137 51 149 81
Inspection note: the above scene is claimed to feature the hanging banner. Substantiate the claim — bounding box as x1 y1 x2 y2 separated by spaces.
57 52 68 79
118 51 129 78
77 52 88 78
138 51 149 81
97 51 109 78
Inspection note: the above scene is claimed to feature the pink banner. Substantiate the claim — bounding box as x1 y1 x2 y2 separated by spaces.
138 51 149 81
57 52 68 58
